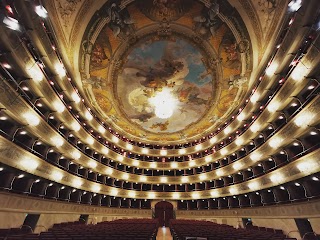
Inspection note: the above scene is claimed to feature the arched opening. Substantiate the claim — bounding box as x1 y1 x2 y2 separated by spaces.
154 201 174 227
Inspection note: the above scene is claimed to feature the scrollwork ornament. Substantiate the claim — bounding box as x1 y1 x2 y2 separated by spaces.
157 21 172 36
193 35 204 44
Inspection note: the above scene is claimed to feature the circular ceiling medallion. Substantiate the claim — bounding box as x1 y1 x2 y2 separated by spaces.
80 0 252 143
115 38 214 133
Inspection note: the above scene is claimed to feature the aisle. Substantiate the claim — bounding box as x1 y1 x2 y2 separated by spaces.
156 227 173 240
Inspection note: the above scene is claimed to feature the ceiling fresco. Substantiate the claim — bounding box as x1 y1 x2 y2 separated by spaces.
116 39 214 133
79 0 253 143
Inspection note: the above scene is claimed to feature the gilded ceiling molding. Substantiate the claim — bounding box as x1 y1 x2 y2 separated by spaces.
238 0 263 52
69 0 96 64
1 65 318 180
0 74 319 183
44 0 98 83
44 1 69 57
0 74 318 175
0 47 318 173
120 0 135 9
263 0 287 52
105 24 223 141
78 0 252 144
56 0 83 28
9 0 310 153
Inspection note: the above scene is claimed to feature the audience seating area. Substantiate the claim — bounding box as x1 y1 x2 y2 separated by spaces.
3 218 315 240
1 219 158 240
169 219 293 240
0 228 32 240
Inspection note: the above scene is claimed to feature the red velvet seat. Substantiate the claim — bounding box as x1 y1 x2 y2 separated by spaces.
170 219 290 240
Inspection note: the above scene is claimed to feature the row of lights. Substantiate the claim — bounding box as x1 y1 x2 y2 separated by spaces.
70 1 302 153
119 12 318 158
0 22 301 168
2 0 315 175
1 4 126 154
2 162 318 186
1 0 307 158
12 145 318 199
4 103 316 182
10 107 316 186
46 58 312 163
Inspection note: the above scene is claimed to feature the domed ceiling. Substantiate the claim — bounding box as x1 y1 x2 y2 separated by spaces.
78 0 252 143
46 0 287 144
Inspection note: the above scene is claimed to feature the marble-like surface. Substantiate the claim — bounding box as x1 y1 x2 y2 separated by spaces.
156 227 173 240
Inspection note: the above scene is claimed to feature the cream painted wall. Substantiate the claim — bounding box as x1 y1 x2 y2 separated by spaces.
223 218 241 228
34 213 80 233
0 212 26 229
309 218 320 235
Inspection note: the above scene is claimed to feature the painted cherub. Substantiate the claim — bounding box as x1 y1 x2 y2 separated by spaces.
150 120 170 131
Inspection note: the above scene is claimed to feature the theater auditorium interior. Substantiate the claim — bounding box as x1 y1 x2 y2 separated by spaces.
0 0 319 239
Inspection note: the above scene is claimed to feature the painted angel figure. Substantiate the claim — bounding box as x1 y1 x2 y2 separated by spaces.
83 76 106 89
125 44 187 93
152 0 179 17
137 59 184 91
107 3 134 38
228 75 248 89
193 0 220 38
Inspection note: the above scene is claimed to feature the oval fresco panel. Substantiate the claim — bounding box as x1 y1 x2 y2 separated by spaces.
116 39 214 133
